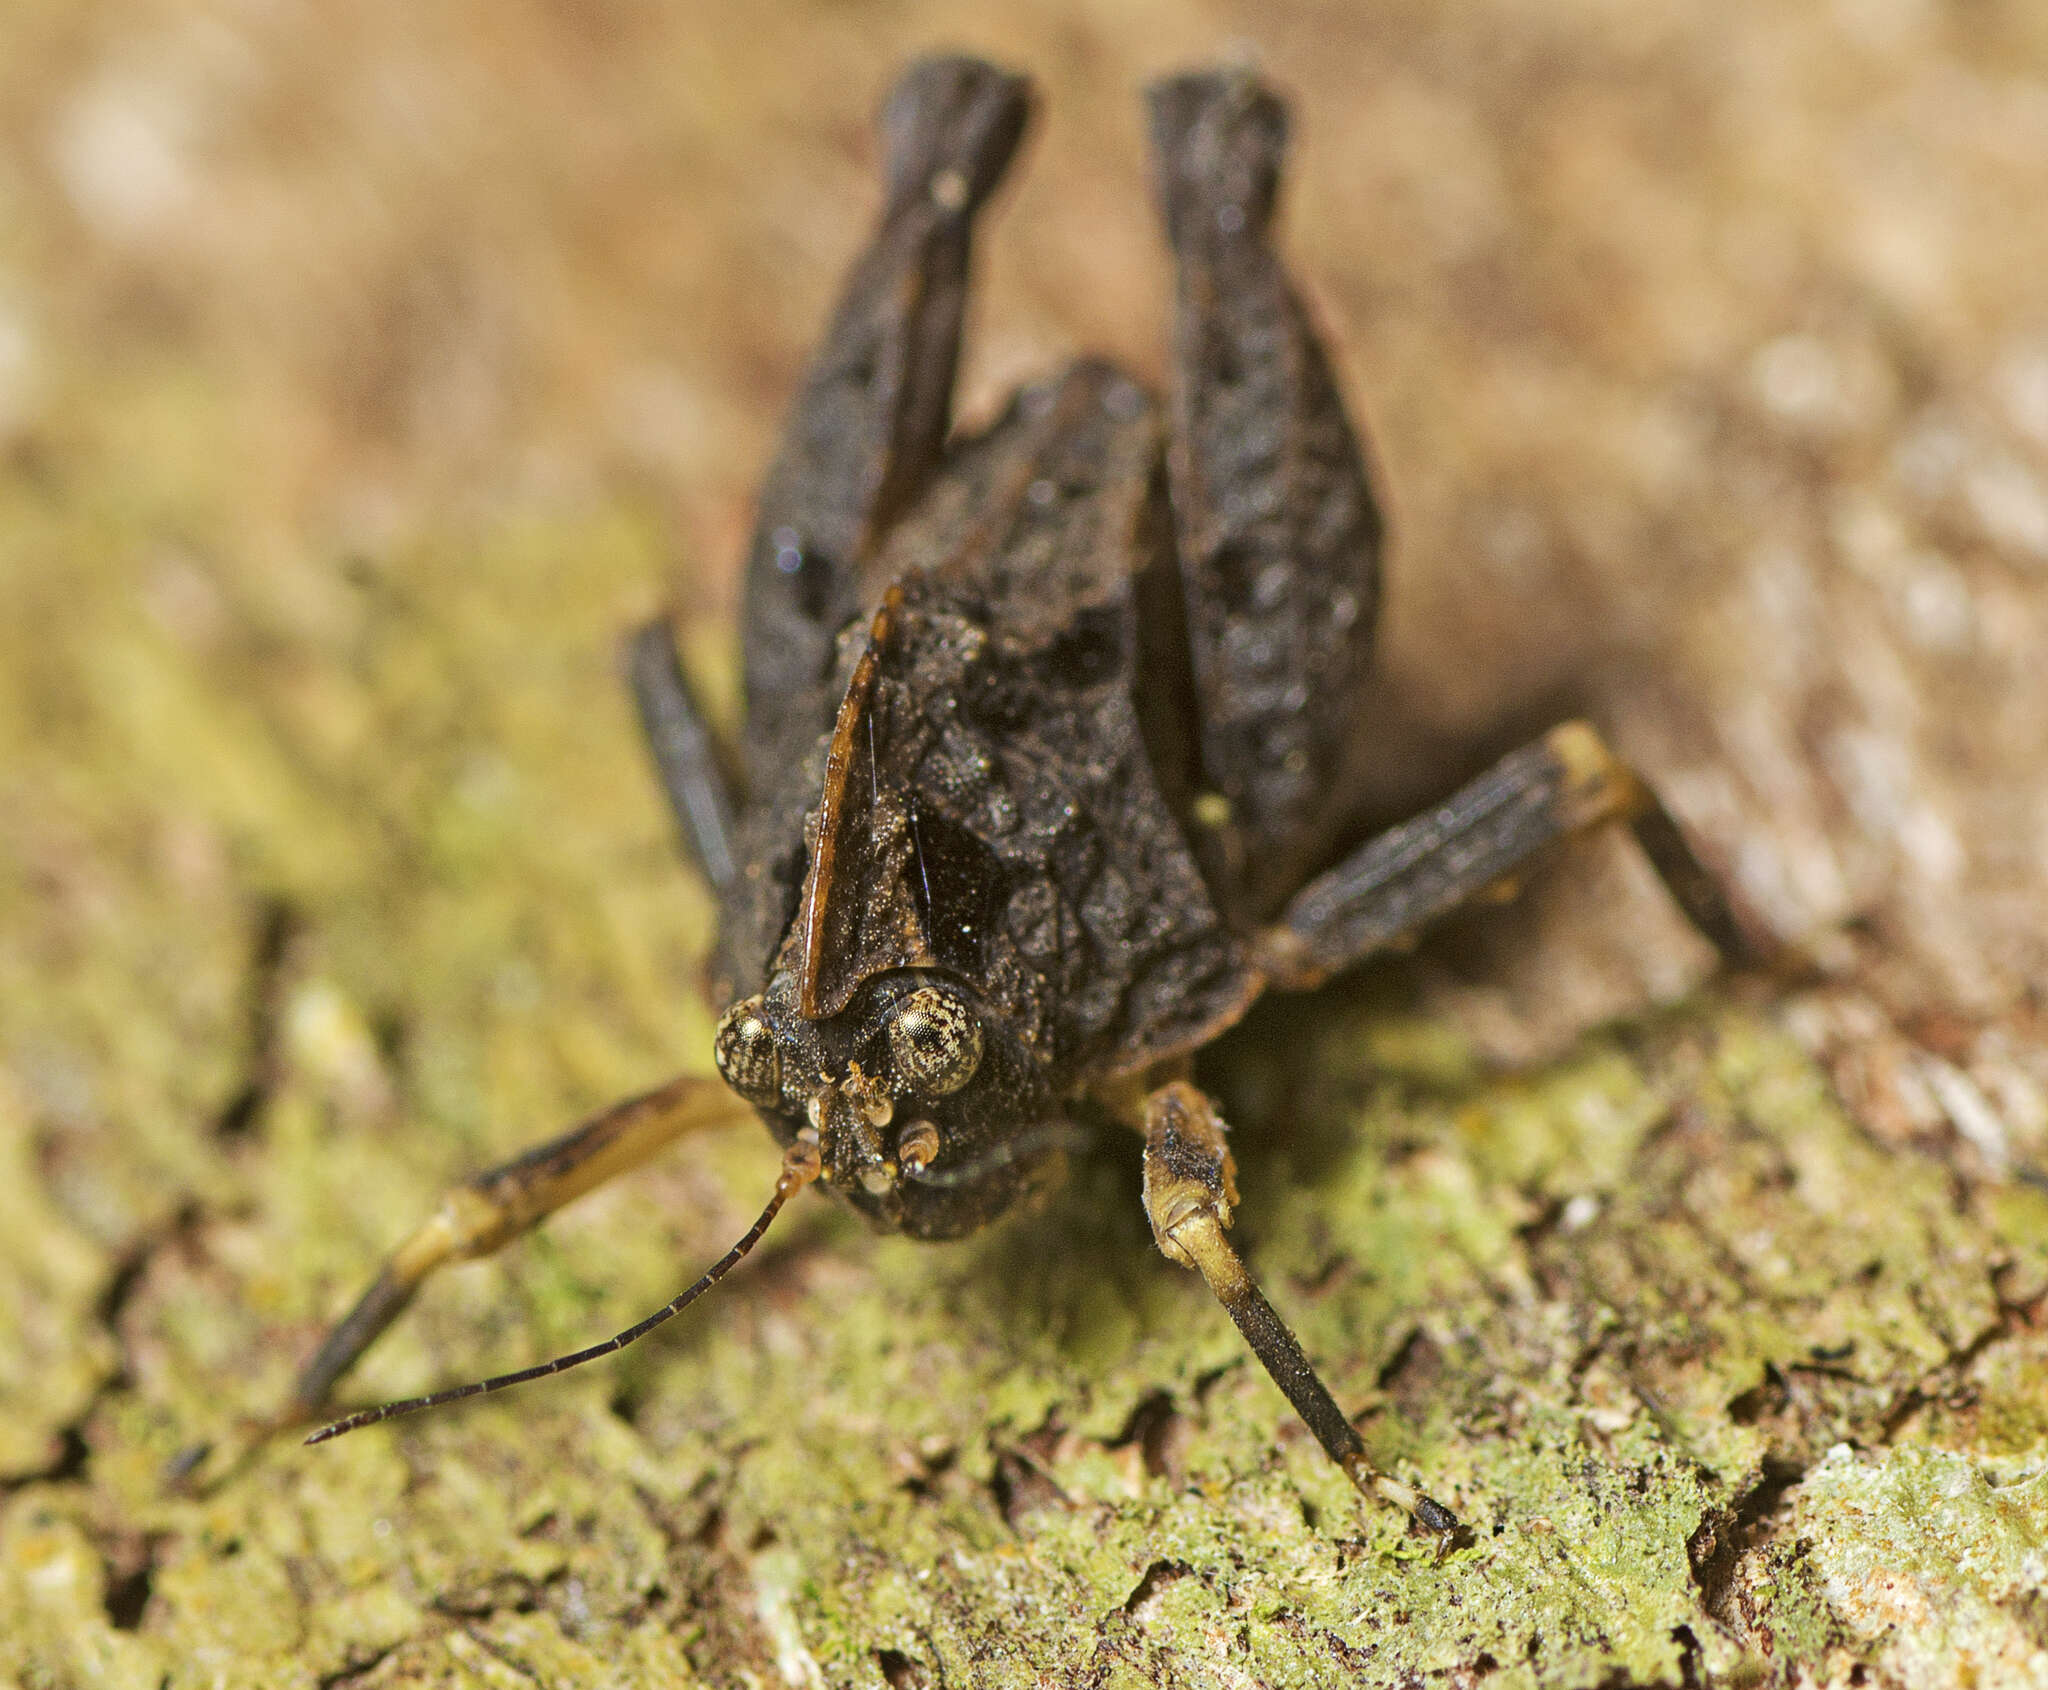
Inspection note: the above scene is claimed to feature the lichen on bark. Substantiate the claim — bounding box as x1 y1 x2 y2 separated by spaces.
6 2 2048 1686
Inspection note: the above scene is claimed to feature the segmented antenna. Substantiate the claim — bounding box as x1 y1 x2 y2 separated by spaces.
306 1138 821 1445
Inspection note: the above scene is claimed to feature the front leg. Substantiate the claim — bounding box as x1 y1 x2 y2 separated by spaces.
1140 1081 1457 1532
284 1073 748 1425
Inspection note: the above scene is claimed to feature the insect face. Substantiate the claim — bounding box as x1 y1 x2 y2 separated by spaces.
711 969 1065 1238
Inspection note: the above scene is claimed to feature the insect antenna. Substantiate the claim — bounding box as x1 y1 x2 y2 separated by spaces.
305 1136 822 1445
901 1121 1095 1189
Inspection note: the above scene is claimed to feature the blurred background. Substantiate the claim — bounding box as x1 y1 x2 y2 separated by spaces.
8 0 2048 1062
3 3 2047 1680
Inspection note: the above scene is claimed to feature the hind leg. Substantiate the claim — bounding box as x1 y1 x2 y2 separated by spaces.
712 59 1034 1001
1148 69 1385 921
742 56 1032 769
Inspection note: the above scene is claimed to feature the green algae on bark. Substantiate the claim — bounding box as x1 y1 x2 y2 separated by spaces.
7 1 2048 1683
8 779 2048 1688
3 322 2045 1690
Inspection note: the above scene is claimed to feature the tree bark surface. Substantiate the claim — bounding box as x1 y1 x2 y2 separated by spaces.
3 3 2046 1687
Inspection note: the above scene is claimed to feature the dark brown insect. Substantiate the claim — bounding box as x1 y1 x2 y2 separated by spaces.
286 57 1762 1532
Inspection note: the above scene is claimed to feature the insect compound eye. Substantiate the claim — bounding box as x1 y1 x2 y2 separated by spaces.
713 998 783 1107
885 984 985 1097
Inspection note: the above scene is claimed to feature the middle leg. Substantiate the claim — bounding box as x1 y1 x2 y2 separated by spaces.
1254 720 1769 990
625 617 741 895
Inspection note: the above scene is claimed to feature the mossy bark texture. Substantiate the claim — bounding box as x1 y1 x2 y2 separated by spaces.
5 2 2048 1686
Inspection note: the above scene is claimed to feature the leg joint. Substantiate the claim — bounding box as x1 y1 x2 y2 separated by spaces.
1140 1081 1239 1266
